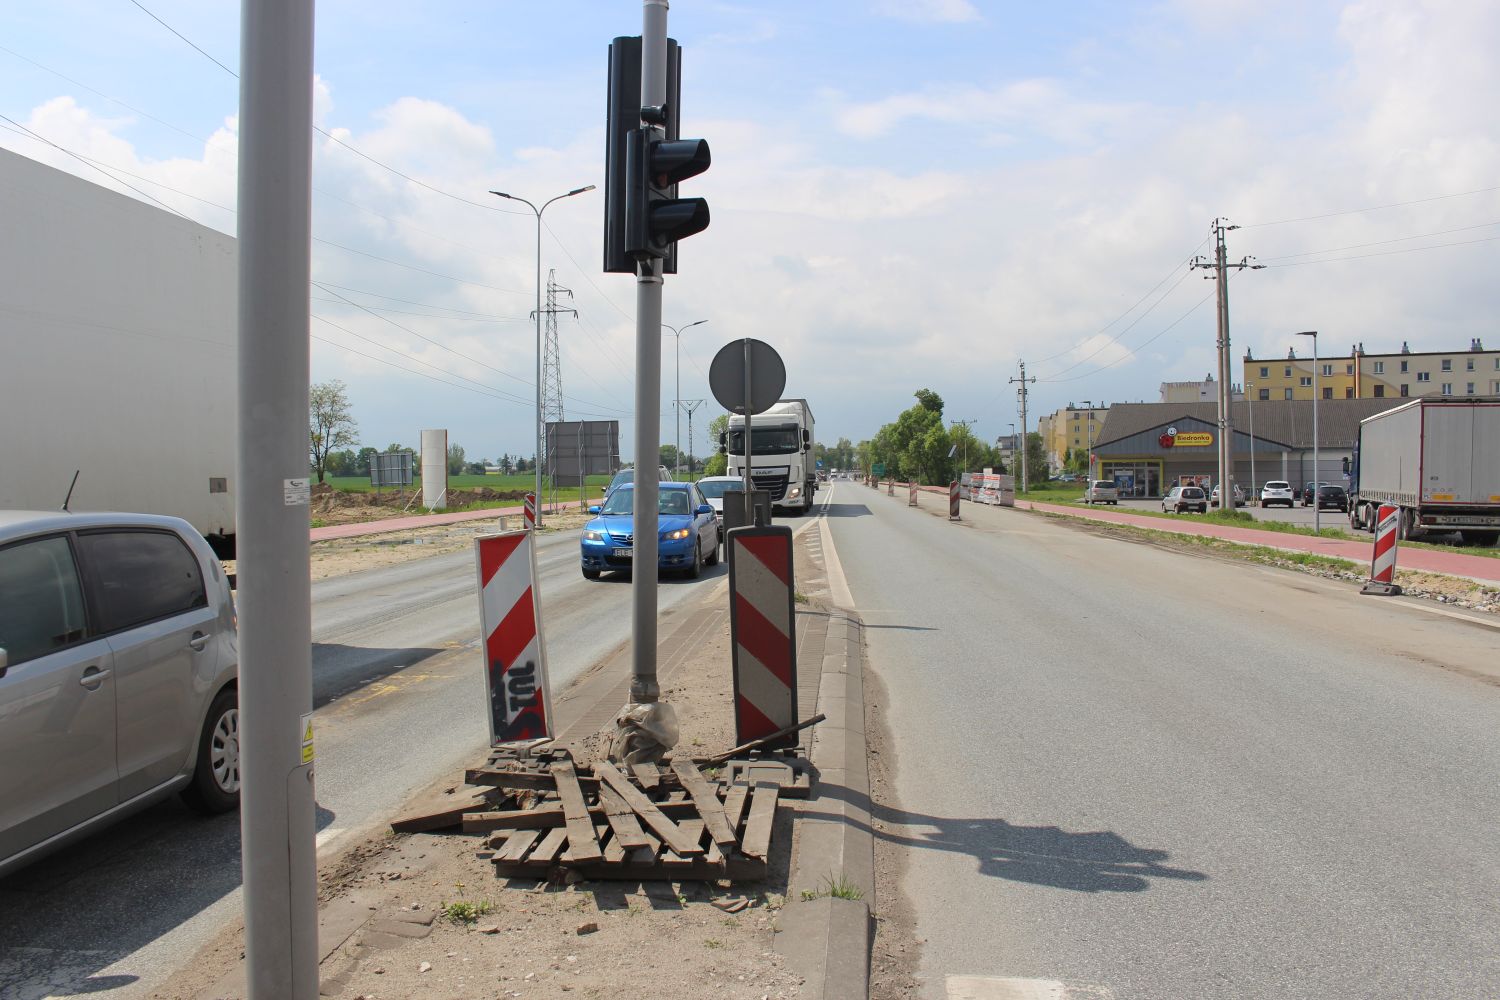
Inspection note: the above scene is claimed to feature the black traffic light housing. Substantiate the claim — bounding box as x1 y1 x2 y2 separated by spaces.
603 36 710 273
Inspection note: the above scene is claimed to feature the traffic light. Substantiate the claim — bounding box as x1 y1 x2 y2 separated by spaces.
624 129 710 261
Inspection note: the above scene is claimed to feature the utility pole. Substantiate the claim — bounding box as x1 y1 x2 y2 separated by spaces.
952 418 979 474
538 269 576 511
1080 400 1095 482
1191 219 1263 510
1010 362 1036 491
683 399 705 474
663 319 708 478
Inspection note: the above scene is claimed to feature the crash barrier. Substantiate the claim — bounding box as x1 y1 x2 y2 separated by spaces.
727 524 799 750
1361 503 1403 596
949 480 961 520
475 530 554 743
523 492 537 529
909 481 918 507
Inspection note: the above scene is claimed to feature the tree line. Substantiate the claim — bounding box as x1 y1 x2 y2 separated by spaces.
858 388 1037 487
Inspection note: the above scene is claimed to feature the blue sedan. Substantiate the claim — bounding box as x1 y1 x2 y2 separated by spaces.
580 482 720 579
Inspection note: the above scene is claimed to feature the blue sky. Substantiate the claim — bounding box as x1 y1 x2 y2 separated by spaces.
4 0 1498 461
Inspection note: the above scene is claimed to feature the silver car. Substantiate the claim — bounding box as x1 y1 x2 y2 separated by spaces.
0 511 239 876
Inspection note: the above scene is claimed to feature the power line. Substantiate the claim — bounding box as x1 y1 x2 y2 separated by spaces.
127 0 237 77
1242 185 1500 230
1257 222 1500 262
1039 291 1215 384
0 113 189 219
1261 235 1500 267
1039 269 1194 380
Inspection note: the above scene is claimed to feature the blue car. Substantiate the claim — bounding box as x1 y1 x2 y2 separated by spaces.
580 482 720 579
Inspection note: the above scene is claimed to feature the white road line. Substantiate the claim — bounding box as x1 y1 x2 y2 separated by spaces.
946 974 1115 999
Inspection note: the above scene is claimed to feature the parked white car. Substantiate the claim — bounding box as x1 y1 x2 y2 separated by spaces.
0 511 239 876
1259 480 1294 508
1084 480 1119 505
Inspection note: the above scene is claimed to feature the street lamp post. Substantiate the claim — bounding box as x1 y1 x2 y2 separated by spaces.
1297 331 1320 533
1080 401 1095 482
1246 382 1257 504
662 319 707 478
490 184 596 527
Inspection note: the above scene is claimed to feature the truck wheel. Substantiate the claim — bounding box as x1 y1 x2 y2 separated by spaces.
1461 530 1499 547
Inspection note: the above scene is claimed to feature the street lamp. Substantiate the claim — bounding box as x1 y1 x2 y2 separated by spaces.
490 183 596 527
1246 382 1257 504
662 319 708 477
1080 401 1095 483
1297 330 1320 533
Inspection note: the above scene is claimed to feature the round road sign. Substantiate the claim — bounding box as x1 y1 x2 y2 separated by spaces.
709 338 785 416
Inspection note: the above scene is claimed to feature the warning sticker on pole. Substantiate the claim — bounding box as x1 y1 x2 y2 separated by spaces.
474 530 554 744
284 478 311 505
299 712 314 765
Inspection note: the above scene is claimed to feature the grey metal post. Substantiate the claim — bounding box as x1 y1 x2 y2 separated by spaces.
1299 330 1321 532
742 338 754 521
1215 223 1233 510
630 0 668 704
236 1 318 996
1010 361 1034 491
1247 382 1257 501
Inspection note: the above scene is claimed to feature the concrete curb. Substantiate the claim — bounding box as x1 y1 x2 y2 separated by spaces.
776 607 873 1000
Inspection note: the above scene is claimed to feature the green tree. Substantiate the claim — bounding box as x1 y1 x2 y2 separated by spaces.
1022 432 1047 491
309 379 358 483
355 446 379 476
446 443 466 475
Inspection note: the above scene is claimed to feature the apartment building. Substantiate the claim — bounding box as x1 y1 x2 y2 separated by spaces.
1243 339 1500 402
1039 403 1109 473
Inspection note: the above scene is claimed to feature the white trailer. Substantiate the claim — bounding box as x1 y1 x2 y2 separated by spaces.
0 149 238 551
1349 396 1500 545
723 398 816 515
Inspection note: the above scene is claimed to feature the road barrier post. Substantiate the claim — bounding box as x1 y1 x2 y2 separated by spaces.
523 492 537 530
475 530 555 743
1360 503 1403 596
887 478 894 496
726 524 799 749
949 480 960 520
908 481 918 507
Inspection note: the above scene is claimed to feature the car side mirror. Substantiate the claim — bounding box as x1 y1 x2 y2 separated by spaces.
588 506 601 514
696 504 713 515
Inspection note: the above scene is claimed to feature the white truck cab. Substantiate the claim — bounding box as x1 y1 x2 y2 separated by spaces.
721 399 817 515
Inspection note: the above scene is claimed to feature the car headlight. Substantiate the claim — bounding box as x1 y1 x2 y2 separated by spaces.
582 529 605 541
788 486 801 498
663 528 690 540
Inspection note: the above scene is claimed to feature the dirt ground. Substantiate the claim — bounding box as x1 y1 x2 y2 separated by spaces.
155 528 821 1000
308 483 570 527
866 662 923 1000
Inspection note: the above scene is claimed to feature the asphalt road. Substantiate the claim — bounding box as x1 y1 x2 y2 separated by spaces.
0 528 726 1000
828 484 1500 999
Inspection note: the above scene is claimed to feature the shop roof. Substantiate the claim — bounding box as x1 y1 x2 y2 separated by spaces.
1092 398 1401 450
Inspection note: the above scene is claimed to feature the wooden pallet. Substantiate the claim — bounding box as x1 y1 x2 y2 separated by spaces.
478 760 782 882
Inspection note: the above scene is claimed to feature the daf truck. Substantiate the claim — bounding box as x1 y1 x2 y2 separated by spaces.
721 399 817 515
1347 396 1500 545
0 148 238 553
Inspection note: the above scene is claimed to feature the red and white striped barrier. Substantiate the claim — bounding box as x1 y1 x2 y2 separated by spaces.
1360 503 1403 596
949 480 961 520
908 481 918 507
727 524 799 749
475 530 554 743
523 492 537 529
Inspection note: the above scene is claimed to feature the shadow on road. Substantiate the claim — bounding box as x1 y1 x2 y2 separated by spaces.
312 642 447 709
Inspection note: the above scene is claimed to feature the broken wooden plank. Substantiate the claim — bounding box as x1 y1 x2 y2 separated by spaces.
739 782 779 861
630 761 661 790
493 857 767 882
705 713 825 764
595 760 703 856
390 786 503 833
671 760 736 849
552 762 603 864
721 783 750 834
564 824 610 863
660 819 705 869
495 829 542 864
598 784 654 850
528 826 569 865
462 798 698 834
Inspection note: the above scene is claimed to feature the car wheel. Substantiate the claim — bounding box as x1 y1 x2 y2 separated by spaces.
582 567 601 580
182 686 240 815
706 535 720 566
685 537 702 579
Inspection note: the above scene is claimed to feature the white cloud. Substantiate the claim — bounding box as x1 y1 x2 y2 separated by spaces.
873 0 981 24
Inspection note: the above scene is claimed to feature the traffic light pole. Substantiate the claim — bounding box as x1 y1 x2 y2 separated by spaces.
237 1 318 996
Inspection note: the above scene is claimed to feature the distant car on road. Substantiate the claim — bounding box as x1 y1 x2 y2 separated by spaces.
1260 480 1295 508
0 510 240 877
1162 485 1208 514
1300 481 1330 507
1210 483 1247 508
580 482 719 579
1084 480 1119 505
1315 484 1349 512
603 465 671 503
692 475 742 546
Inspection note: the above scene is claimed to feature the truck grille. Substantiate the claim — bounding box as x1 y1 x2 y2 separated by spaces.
752 470 790 501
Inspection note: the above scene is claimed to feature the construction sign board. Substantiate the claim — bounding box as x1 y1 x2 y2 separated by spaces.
727 524 799 749
475 530 554 744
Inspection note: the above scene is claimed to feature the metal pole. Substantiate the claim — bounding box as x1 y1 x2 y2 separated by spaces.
1247 383 1256 502
1311 334 1320 533
742 338 754 522
1215 222 1232 509
237 1 317 995
630 0 668 706
534 205 543 524
675 329 681 477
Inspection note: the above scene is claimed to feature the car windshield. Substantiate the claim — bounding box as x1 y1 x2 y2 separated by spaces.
695 480 734 500
726 425 801 456
608 470 634 491
598 489 691 516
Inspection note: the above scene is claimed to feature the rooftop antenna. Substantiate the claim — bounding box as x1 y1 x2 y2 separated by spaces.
61 470 80 512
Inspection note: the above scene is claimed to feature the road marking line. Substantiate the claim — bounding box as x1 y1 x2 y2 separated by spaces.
812 486 854 609
946 974 1115 999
